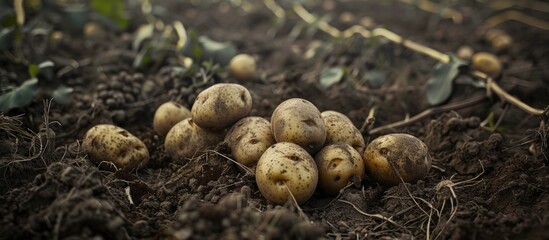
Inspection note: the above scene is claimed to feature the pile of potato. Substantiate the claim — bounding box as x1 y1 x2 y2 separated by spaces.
82 82 432 206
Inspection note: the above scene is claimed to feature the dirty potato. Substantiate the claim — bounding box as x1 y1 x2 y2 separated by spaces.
191 83 252 130
164 118 225 160
321 110 366 153
153 101 191 137
82 124 149 171
315 143 365 194
225 116 275 171
271 98 326 154
256 142 318 205
363 133 431 186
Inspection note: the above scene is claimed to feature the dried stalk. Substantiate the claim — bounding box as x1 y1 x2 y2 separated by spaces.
481 10 549 30
398 0 463 23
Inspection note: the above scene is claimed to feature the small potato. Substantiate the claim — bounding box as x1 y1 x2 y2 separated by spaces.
256 142 318 205
165 118 225 160
229 54 256 81
82 124 149 171
271 98 326 154
321 110 365 153
153 101 191 137
315 143 365 194
363 133 431 186
471 52 502 78
191 83 252 130
225 116 275 170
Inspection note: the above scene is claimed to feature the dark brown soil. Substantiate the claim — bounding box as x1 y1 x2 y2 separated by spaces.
1 1 548 239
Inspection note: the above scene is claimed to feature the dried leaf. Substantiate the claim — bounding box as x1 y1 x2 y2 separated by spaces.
133 23 154 51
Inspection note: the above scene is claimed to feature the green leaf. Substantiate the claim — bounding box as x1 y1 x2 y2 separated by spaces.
0 78 39 112
320 67 344 89
133 23 154 51
198 36 236 66
0 27 14 50
28 64 39 78
52 85 73 105
38 60 55 80
90 0 128 30
426 54 468 105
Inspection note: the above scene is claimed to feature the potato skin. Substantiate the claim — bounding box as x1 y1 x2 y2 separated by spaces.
363 134 431 186
164 118 225 160
225 116 275 169
321 110 366 153
153 101 191 137
191 83 252 130
82 124 149 171
256 142 318 205
271 98 326 154
315 143 365 194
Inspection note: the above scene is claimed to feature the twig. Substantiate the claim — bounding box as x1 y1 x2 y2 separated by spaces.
360 107 376 133
367 95 487 135
488 0 549 13
398 0 463 23
338 199 405 230
481 10 549 30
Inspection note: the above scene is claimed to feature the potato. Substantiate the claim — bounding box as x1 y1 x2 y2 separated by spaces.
256 142 318 205
321 110 365 153
82 124 149 171
153 101 191 137
225 116 275 170
271 98 326 154
471 52 502 78
164 118 225 160
191 83 252 130
229 54 256 81
315 143 365 194
363 133 431 186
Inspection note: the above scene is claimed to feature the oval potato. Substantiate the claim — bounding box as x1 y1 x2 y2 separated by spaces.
82 124 149 171
315 143 365 194
153 101 191 137
191 83 252 130
321 110 365 153
225 116 275 170
271 98 326 154
256 142 318 205
165 118 225 160
229 54 256 81
363 133 431 186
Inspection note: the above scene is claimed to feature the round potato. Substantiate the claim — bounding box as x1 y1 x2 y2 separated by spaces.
363 133 431 186
256 142 318 205
471 52 502 78
191 83 252 130
321 110 365 153
225 116 275 171
271 98 326 154
229 54 256 81
82 124 149 171
315 143 365 194
153 101 191 137
165 118 225 160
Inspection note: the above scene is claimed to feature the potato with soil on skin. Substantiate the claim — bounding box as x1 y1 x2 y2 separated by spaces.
363 133 431 186
225 116 275 171
471 52 502 78
164 118 225 160
321 110 366 153
315 143 365 194
82 124 149 171
191 83 252 131
153 101 191 137
256 142 318 205
271 98 326 154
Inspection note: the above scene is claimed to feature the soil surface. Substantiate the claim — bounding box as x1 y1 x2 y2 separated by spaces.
1 1 549 239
